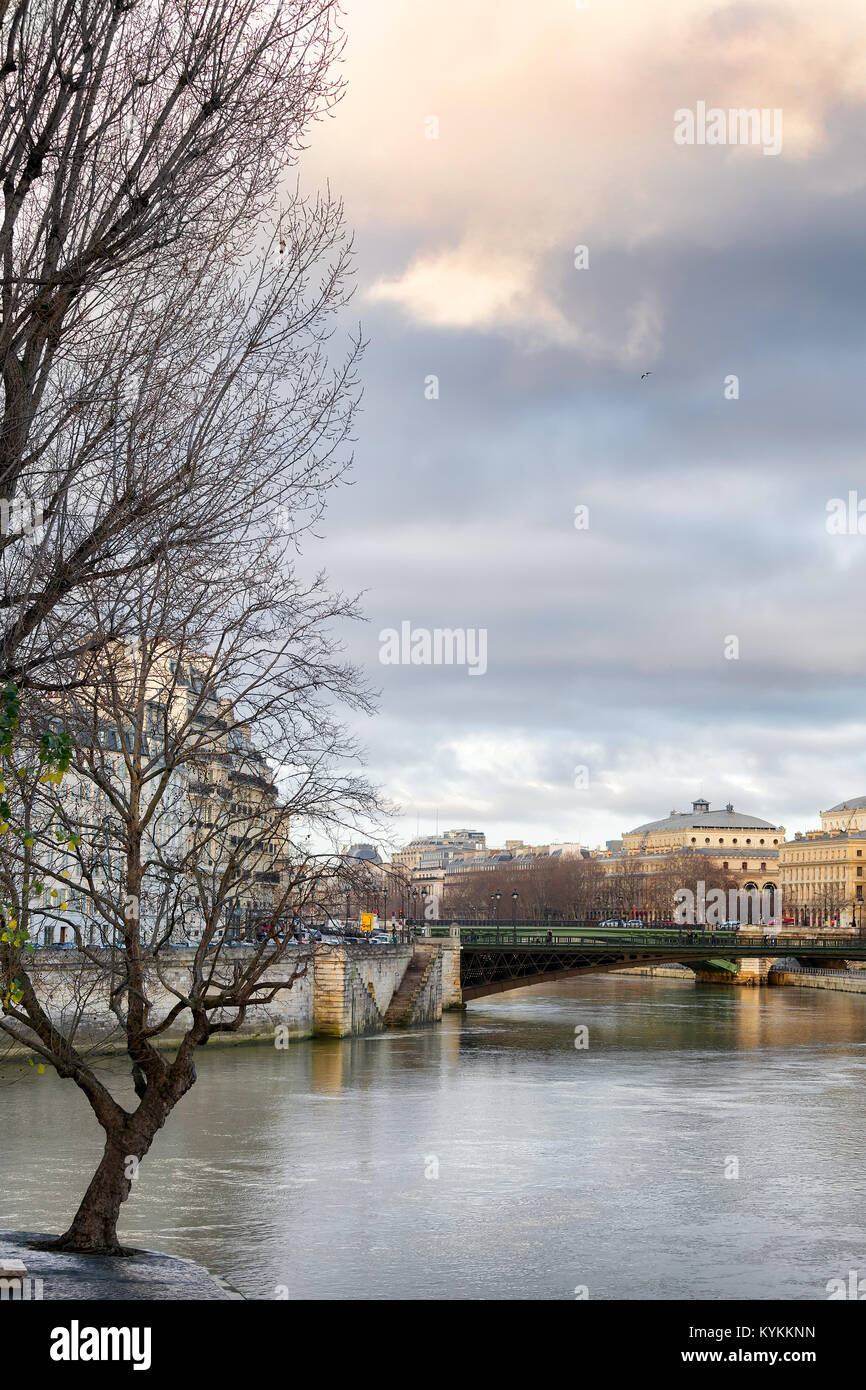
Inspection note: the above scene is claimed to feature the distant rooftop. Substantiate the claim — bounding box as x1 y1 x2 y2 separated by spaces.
345 843 382 863
627 798 782 836
824 797 866 813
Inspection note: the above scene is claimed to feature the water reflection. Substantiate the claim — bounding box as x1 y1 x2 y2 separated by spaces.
2 974 865 1300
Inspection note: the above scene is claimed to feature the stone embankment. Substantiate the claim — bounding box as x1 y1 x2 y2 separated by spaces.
767 968 866 994
1 937 463 1055
0 1230 240 1300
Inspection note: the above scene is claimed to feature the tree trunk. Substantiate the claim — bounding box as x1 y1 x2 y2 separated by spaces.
51 1129 146 1254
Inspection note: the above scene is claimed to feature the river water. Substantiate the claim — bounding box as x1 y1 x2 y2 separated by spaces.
2 974 865 1300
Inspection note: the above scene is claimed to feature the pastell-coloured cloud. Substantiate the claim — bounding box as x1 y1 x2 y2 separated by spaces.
308 0 866 245
366 240 665 359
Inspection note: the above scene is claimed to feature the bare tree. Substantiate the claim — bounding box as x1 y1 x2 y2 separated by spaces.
0 0 379 1256
0 552 380 1252
443 856 603 922
0 0 357 680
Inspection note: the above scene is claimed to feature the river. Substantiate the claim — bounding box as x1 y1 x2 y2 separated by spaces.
2 974 865 1300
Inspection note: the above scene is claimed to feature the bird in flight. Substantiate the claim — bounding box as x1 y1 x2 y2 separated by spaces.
641 371 652 379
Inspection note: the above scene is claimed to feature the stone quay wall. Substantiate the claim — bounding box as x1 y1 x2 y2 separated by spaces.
2 938 464 1055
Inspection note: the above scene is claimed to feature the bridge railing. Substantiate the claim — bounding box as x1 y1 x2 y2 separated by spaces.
448 924 865 952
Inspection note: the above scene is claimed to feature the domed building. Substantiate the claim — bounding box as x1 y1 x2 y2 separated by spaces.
623 798 784 857
607 797 784 912
820 797 866 835
776 798 866 930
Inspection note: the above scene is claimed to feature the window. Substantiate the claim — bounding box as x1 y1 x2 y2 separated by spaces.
741 862 747 870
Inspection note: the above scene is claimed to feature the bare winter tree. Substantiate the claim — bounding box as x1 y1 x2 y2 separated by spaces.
644 850 740 924
443 856 604 922
0 552 381 1252
0 0 380 1254
0 0 358 681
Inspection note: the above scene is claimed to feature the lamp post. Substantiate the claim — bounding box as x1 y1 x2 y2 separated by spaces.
364 874 375 931
512 889 519 942
491 890 501 943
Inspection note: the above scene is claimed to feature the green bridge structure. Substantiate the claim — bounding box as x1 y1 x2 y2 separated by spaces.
428 923 866 1001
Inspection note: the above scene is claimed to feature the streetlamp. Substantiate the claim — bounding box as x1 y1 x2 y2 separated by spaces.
491 890 501 943
511 889 519 941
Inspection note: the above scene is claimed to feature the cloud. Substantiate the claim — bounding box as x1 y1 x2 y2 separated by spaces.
366 245 556 333
294 0 866 850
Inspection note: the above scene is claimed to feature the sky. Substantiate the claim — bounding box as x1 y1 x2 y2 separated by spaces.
294 0 866 854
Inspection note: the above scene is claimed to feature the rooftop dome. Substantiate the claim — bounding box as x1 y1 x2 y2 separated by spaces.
345 843 382 863
825 796 866 813
626 798 781 836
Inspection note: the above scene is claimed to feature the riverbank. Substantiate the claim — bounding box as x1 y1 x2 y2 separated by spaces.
1 939 462 1057
768 969 866 993
0 1230 242 1300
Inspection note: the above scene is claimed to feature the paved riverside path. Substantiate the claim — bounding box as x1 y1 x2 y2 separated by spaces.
0 1231 241 1300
